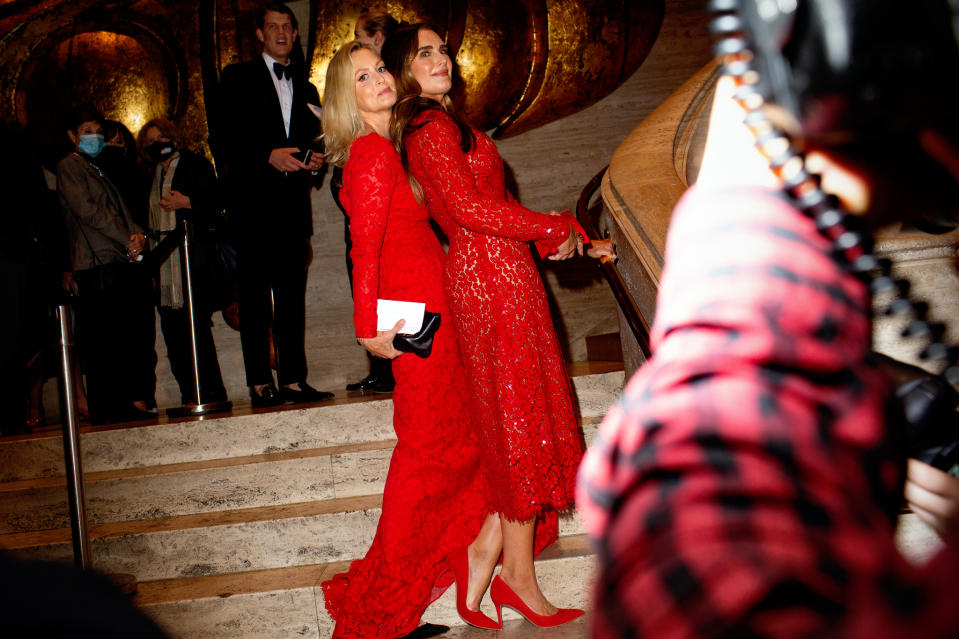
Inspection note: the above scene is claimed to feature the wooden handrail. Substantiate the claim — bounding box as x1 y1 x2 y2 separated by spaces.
576 165 652 359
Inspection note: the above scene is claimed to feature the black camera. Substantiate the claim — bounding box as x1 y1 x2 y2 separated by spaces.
731 0 959 146
898 375 959 475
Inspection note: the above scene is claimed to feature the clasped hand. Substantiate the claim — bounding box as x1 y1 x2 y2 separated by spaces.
547 211 583 261
125 232 146 260
269 147 326 173
159 189 191 211
358 319 405 359
546 211 618 262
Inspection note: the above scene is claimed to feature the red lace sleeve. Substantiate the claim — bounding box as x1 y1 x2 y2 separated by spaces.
407 113 571 242
533 213 591 258
343 134 395 339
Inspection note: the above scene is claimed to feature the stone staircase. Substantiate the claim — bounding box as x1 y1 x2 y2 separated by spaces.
0 362 625 638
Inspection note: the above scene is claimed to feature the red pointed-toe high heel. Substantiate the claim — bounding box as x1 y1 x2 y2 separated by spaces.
490 575 584 628
448 547 501 629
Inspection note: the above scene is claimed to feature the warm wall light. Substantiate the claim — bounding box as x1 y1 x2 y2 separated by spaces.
48 31 171 136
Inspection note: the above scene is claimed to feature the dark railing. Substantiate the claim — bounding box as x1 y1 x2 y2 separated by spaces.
575 166 652 359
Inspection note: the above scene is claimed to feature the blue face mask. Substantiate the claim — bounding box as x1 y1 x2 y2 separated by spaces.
77 133 105 158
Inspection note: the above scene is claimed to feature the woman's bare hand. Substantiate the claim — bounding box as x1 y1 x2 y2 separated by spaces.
905 459 959 538
587 238 617 262
358 319 405 359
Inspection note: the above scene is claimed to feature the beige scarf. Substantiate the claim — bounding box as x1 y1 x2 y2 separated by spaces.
149 153 183 308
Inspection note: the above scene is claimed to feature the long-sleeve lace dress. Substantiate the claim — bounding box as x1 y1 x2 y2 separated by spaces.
321 132 489 638
405 110 586 546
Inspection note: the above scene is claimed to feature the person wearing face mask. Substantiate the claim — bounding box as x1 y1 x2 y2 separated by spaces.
137 118 228 406
56 105 157 425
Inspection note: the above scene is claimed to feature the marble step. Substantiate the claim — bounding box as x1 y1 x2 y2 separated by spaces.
137 533 595 639
0 492 587 582
0 369 625 483
0 423 599 534
138 513 944 638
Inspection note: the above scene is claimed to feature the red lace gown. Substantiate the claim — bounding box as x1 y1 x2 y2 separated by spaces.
321 132 489 638
405 110 585 543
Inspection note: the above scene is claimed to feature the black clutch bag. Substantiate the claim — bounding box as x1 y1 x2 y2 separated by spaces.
393 311 441 358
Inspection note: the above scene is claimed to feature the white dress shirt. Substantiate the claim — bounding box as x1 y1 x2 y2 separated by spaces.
262 52 293 137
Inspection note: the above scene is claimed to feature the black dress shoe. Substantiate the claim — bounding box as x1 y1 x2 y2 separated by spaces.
400 623 449 638
279 382 335 404
250 384 285 408
345 374 395 393
112 405 159 423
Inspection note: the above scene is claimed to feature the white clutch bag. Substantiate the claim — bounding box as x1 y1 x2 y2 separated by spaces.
376 299 425 334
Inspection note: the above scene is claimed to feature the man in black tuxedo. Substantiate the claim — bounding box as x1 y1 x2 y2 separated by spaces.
218 2 333 407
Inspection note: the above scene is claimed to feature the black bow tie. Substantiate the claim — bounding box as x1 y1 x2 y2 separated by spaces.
273 62 291 80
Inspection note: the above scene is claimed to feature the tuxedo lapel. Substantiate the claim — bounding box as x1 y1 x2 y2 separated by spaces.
255 59 289 143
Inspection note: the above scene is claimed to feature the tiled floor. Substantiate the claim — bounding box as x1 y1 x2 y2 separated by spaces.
444 616 589 638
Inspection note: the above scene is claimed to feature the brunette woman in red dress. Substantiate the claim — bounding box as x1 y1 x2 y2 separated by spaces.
383 25 616 629
319 42 502 637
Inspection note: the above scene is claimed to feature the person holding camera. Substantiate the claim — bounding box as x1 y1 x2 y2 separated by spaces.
217 2 331 408
577 1 959 636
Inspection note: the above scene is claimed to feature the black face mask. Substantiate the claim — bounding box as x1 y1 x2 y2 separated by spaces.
146 141 176 164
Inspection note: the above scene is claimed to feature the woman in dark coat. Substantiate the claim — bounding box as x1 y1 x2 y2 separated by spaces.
138 118 228 405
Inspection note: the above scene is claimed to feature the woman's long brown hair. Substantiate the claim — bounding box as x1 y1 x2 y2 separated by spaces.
381 23 476 175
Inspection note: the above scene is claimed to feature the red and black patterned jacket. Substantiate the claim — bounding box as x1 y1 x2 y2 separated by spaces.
577 184 959 638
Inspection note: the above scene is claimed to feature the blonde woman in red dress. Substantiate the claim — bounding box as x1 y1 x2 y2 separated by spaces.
383 24 615 629
319 41 501 637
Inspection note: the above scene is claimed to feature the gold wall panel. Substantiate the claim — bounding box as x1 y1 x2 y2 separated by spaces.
0 0 663 166
307 0 449 102
306 0 663 137
20 30 173 142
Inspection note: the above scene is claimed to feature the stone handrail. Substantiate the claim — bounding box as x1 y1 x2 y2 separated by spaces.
597 61 719 373
599 60 959 374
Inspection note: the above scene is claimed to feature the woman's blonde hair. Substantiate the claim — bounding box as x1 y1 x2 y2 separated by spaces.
322 41 378 167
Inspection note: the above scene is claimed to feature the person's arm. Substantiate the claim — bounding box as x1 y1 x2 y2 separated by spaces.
407 114 575 244
300 82 325 173
166 152 221 217
57 157 134 246
505 185 592 258
219 64 307 174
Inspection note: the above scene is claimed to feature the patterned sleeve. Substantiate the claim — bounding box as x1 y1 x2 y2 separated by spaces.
577 184 959 637
344 135 393 339
407 113 571 243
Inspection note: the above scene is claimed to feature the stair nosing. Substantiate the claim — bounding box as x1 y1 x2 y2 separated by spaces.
2 364 622 445
0 493 386 550
0 438 399 493
0 417 604 491
133 533 592 607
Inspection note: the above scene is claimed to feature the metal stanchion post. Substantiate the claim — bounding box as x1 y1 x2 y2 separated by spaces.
166 216 232 417
56 304 91 568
